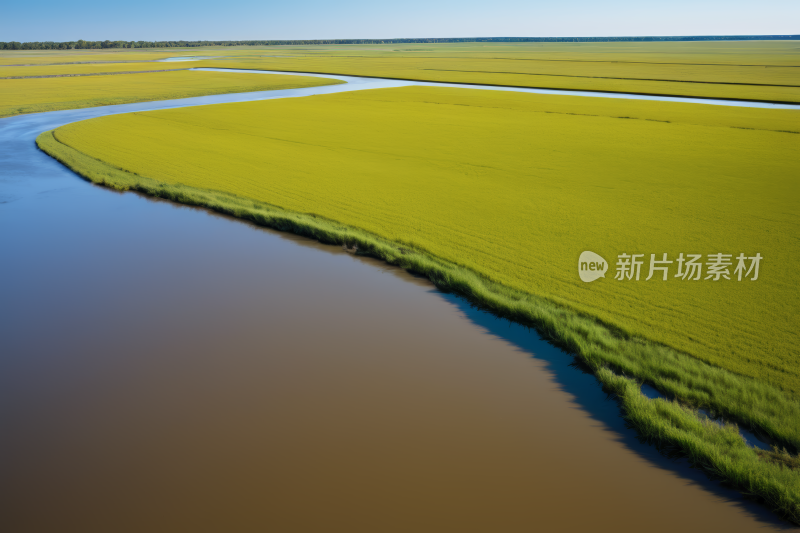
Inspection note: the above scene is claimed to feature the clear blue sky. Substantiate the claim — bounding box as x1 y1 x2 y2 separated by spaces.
2 0 798 42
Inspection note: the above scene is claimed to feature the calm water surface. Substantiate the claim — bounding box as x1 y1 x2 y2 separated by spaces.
0 79 794 532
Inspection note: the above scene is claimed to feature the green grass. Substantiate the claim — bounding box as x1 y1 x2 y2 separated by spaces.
9 41 795 101
0 70 342 118
37 122 800 524
0 61 190 78
0 49 216 65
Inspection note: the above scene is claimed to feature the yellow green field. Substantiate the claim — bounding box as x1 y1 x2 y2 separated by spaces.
0 61 191 78
0 70 341 118
192 41 800 103
51 86 800 394
3 42 798 118
0 49 220 65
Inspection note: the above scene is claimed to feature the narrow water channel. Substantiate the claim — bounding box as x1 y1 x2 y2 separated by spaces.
157 56 218 61
193 67 800 109
0 76 795 532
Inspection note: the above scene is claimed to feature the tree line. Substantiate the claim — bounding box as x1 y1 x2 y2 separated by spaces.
2 35 798 51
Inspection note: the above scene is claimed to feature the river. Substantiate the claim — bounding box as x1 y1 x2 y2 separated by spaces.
0 71 795 532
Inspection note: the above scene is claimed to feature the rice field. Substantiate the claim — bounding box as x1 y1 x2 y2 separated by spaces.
198 41 800 103
0 70 342 118
0 50 206 65
0 62 190 78
51 86 800 396
4 41 798 117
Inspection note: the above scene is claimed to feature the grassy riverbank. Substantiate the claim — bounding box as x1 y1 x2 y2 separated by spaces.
49 87 800 393
0 70 342 118
37 104 800 521
0 62 191 78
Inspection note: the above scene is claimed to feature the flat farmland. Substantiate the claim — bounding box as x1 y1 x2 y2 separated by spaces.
200 41 800 102
0 62 192 78
0 50 181 65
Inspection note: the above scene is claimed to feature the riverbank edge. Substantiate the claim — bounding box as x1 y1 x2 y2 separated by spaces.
37 129 800 524
200 66 800 106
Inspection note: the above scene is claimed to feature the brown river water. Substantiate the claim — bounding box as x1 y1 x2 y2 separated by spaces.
0 84 795 532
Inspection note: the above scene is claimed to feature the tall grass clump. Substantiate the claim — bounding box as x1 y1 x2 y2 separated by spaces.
200 39 800 103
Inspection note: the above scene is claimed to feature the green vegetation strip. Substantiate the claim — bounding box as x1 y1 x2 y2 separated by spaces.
0 70 342 118
0 61 193 77
419 68 800 88
37 126 800 524
199 41 800 103
0 69 186 79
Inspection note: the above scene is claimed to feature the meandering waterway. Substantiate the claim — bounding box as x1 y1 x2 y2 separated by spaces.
194 67 800 108
0 71 795 532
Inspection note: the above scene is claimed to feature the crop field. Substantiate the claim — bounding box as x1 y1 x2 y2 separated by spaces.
0 51 176 66
266 40 800 65
51 86 799 394
198 41 800 103
0 46 263 66
0 62 192 78
0 70 341 118
4 41 797 107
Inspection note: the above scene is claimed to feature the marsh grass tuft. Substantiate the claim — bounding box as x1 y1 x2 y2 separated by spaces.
759 448 800 471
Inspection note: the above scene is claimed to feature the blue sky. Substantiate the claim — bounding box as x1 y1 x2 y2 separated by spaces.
2 0 798 42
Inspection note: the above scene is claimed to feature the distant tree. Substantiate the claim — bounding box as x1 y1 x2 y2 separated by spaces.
2 35 799 50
